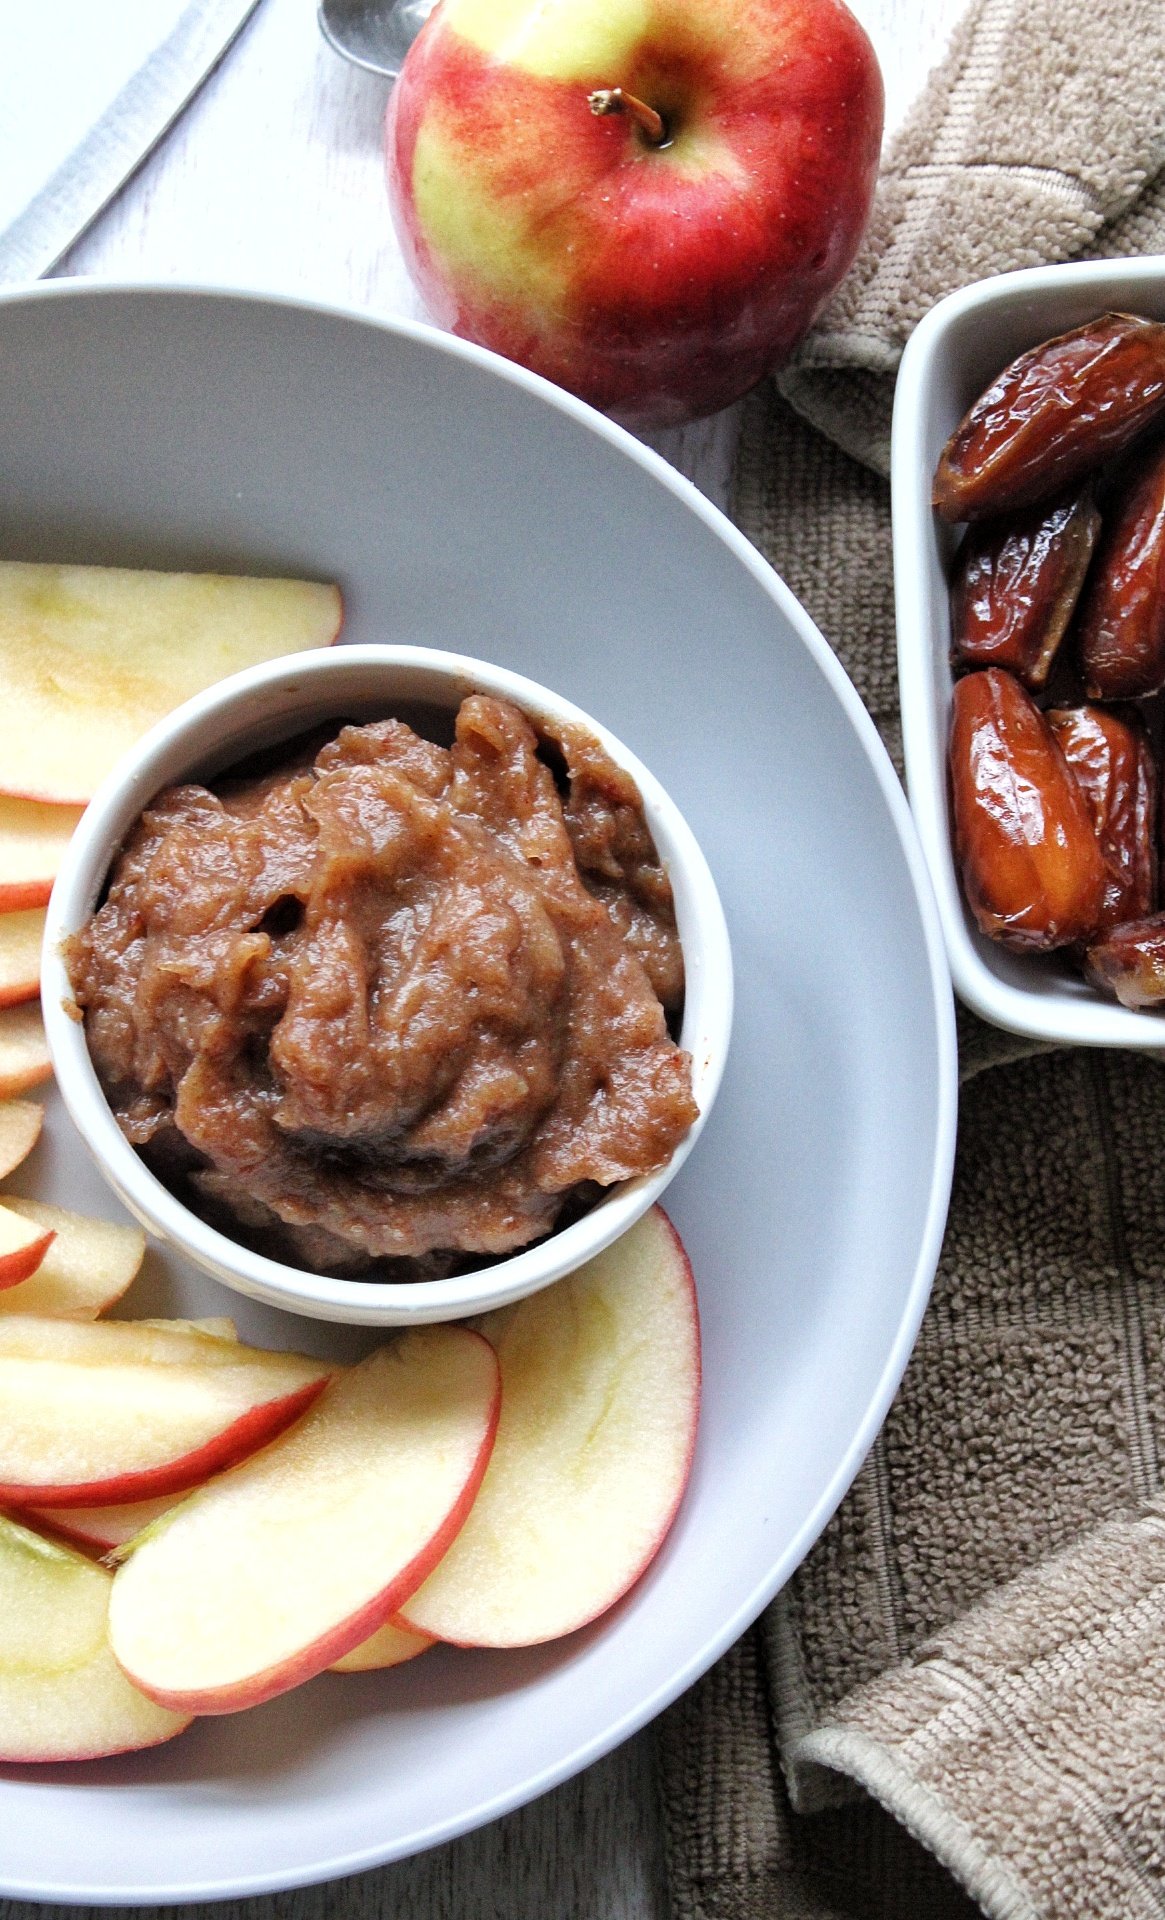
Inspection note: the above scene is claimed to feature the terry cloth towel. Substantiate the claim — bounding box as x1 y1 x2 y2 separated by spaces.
655 2 1165 1917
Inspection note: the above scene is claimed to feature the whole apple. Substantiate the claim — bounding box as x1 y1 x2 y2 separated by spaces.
385 0 883 427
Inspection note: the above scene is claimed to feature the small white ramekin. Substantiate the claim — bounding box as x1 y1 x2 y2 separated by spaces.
42 644 732 1324
893 257 1165 1048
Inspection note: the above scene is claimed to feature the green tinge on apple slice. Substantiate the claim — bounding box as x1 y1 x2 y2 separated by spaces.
0 1514 189 1761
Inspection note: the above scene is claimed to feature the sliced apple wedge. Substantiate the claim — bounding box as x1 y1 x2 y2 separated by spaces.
400 1207 700 1648
0 562 343 805
0 797 85 910
330 1618 436 1673
0 1204 54 1288
0 1002 51 1096
0 1513 190 1761
27 1492 186 1555
0 1098 42 1177
109 1329 499 1714
0 1316 333 1507
0 1200 144 1318
0 907 45 1007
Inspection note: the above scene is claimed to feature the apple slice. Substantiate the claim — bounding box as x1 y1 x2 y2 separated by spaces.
330 1617 436 1674
0 1200 144 1318
0 1203 55 1288
108 1329 499 1714
0 562 343 805
0 1513 190 1761
27 1492 187 1555
168 1317 238 1340
400 1206 700 1647
0 797 85 910
0 907 45 1007
0 1002 51 1096
0 1098 42 1177
0 1316 333 1506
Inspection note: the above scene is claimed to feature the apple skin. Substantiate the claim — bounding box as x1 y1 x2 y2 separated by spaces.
0 1212 54 1289
385 0 883 426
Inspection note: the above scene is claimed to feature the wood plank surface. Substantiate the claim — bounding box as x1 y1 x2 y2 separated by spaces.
2 0 964 1911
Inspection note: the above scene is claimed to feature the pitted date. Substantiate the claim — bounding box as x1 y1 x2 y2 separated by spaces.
1046 704 1157 931
951 488 1099 686
934 314 1165 522
1077 435 1165 699
949 668 1108 950
1085 917 1165 1008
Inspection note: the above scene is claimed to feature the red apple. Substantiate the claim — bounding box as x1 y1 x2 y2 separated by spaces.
385 0 883 426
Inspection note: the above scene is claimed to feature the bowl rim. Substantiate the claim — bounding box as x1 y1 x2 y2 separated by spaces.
6 277 958 1903
43 642 734 1325
892 255 1165 1048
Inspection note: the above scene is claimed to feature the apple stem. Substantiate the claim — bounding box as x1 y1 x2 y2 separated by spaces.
587 87 668 147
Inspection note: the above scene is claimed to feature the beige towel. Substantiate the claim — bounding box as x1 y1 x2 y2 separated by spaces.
656 2 1165 1915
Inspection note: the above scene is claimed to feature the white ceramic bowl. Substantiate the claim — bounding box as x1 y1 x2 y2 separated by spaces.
42 643 733 1326
0 281 955 1904
893 256 1165 1047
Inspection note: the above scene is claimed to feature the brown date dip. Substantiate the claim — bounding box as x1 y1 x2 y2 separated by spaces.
66 695 697 1281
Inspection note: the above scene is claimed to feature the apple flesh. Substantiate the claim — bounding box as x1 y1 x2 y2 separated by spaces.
0 1098 43 1178
0 562 343 806
0 798 85 911
400 1205 699 1646
108 1330 500 1713
0 1200 144 1318
0 907 45 1007
386 0 883 426
0 1316 333 1506
330 1617 436 1673
0 1513 190 1762
0 1002 51 1097
0 1204 55 1288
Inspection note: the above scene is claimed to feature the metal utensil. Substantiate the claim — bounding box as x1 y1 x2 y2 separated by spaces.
317 0 436 78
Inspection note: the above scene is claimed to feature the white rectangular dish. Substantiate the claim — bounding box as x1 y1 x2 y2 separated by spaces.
892 256 1165 1048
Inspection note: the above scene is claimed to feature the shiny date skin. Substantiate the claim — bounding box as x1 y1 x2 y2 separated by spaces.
934 314 1165 522
949 668 1109 950
1078 434 1165 699
951 488 1100 686
1046 704 1157 931
1085 915 1165 1008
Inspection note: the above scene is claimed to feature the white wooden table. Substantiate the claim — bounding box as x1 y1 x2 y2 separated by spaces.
16 2 962 1910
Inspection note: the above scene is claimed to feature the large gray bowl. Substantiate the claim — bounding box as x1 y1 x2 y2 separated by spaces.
0 282 956 1904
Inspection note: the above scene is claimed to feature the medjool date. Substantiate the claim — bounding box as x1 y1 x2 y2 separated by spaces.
949 668 1108 950
934 314 1165 522
951 487 1099 686
1046 704 1156 930
1078 435 1165 699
